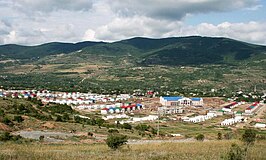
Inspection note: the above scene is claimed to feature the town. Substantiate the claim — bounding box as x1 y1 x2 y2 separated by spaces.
1 88 265 129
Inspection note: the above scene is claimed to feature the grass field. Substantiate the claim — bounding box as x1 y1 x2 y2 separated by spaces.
0 140 265 160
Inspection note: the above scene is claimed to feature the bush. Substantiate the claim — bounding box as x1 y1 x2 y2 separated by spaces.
39 135 45 142
122 123 132 130
223 143 245 160
106 134 128 150
195 134 205 141
242 129 256 146
0 132 22 142
224 132 233 140
62 114 70 121
55 115 63 122
2 117 12 126
217 132 222 140
0 132 12 141
108 129 119 134
87 132 93 137
14 115 24 123
135 124 150 131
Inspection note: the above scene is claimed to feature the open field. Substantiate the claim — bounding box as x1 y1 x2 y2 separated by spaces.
0 140 266 160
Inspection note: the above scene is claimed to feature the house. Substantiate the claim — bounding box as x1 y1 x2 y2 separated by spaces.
216 110 224 116
254 123 266 128
101 108 108 114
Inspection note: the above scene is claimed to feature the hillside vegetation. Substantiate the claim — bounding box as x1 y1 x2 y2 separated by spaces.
0 36 265 93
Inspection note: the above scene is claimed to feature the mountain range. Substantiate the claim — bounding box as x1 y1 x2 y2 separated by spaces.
1 36 266 66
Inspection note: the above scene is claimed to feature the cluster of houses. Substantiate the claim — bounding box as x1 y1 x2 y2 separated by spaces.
182 112 217 123
100 103 144 114
221 116 246 126
0 89 37 98
39 92 132 105
160 96 203 107
245 102 260 114
0 89 132 106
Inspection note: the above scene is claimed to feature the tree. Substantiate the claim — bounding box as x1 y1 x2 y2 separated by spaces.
195 134 205 141
242 129 256 146
106 134 128 150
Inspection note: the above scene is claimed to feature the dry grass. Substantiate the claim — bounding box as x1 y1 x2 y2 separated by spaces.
0 140 265 160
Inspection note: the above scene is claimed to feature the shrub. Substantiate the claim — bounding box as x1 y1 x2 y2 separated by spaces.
242 129 256 146
122 123 132 130
14 115 24 123
62 114 70 121
87 132 93 137
195 134 205 141
2 117 12 126
223 143 245 160
0 132 12 141
106 134 128 150
135 124 150 131
217 132 222 140
39 135 45 142
224 132 233 140
55 115 63 122
108 129 119 134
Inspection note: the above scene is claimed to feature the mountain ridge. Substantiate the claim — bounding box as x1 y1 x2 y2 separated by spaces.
1 36 266 65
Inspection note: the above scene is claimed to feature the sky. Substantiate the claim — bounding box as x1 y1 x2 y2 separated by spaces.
0 0 266 45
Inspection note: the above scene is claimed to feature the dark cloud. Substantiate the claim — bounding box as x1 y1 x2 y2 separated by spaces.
14 0 94 13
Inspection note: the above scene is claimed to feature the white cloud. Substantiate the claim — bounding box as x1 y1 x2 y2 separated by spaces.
0 0 265 45
179 21 266 45
89 16 182 41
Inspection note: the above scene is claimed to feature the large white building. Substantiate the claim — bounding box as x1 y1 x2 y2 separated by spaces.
160 96 203 107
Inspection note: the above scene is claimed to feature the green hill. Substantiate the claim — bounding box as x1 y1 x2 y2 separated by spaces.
118 36 266 65
0 41 105 59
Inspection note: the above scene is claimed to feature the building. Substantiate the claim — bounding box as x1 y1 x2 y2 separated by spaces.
158 106 184 115
254 123 266 128
245 102 259 114
160 96 203 107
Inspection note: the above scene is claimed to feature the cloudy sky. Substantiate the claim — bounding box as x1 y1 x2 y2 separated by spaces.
0 0 265 45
